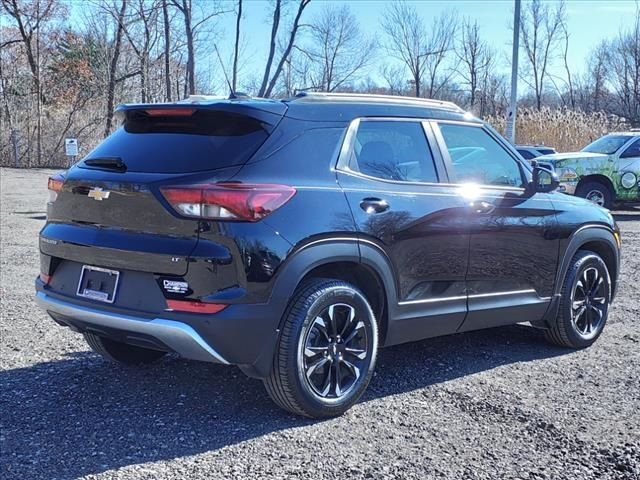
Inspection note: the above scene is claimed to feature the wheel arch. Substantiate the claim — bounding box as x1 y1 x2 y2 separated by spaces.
577 174 616 196
542 224 620 328
556 225 619 298
241 238 397 379
276 239 397 345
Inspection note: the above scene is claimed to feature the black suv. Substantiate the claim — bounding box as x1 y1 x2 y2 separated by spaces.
36 93 621 418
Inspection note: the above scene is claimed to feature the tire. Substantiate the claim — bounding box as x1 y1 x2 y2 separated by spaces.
84 332 167 365
264 278 379 418
576 181 614 209
544 250 611 349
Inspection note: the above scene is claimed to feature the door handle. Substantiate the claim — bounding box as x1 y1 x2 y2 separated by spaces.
360 197 390 214
470 200 495 214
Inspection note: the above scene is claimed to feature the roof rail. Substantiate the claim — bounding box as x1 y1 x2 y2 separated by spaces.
289 91 464 112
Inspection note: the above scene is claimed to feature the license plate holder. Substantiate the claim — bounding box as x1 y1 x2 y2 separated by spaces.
76 265 120 303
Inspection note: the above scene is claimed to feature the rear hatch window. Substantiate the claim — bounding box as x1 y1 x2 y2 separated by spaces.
81 109 271 173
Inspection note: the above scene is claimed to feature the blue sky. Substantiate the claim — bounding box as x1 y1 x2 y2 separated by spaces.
208 0 638 93
65 0 638 94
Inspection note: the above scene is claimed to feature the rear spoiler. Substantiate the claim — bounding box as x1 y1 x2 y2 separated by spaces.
115 99 287 130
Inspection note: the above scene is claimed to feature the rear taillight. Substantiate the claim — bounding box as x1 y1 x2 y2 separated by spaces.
160 183 296 222
47 173 65 203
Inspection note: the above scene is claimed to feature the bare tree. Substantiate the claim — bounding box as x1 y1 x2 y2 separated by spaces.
381 1 455 98
171 0 195 94
559 20 574 109
1 0 59 164
456 19 493 111
303 5 375 92
423 11 457 98
258 0 310 98
161 0 171 100
607 7 640 124
380 64 407 95
380 1 426 97
519 0 566 110
121 0 162 103
584 41 610 112
104 0 127 136
232 0 241 91
170 0 227 95
258 0 281 97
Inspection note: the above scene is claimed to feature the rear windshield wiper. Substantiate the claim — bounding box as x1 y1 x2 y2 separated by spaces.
83 157 127 172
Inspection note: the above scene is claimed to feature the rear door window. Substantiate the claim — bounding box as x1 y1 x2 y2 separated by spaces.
349 121 439 183
82 110 270 173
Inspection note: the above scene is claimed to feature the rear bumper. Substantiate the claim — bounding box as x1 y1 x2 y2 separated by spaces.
35 291 229 364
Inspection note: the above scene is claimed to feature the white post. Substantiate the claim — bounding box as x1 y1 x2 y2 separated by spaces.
506 0 521 145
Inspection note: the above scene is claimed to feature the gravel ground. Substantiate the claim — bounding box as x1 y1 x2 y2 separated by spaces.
1 167 639 480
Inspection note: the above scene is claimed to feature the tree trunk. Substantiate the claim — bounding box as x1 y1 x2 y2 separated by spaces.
182 0 195 95
162 0 172 101
35 0 41 165
232 0 242 91
140 56 147 102
258 0 281 97
413 57 421 97
264 0 310 98
104 0 127 138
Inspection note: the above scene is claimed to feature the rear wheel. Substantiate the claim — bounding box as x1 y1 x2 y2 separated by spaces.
84 333 167 365
264 279 379 418
545 250 611 349
576 181 614 209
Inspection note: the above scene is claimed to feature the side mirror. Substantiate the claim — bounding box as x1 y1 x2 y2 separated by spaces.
531 163 559 193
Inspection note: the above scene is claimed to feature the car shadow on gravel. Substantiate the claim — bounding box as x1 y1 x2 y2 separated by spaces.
1 324 568 479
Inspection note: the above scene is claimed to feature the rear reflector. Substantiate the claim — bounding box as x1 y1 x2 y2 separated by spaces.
166 300 227 314
160 183 296 222
39 273 52 284
47 173 65 202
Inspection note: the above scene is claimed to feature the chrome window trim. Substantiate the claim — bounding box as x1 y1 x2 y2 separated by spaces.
335 117 526 193
336 117 529 194
338 168 526 193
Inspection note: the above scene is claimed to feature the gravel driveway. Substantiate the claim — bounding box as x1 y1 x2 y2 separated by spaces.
1 167 638 480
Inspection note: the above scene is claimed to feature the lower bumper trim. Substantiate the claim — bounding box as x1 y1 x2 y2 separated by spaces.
35 291 229 364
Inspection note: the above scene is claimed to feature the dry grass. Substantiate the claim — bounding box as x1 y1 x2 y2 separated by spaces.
486 107 628 152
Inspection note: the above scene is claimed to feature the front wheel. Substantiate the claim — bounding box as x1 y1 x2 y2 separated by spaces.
576 181 614 209
264 279 379 418
545 250 611 349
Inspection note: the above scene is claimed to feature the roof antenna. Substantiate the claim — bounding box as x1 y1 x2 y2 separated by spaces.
214 44 236 99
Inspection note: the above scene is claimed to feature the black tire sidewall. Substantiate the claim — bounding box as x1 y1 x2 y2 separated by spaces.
285 282 378 417
559 253 611 348
577 181 613 209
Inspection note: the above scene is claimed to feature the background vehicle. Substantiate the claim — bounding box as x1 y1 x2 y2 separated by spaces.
36 93 621 418
537 132 640 208
516 144 557 160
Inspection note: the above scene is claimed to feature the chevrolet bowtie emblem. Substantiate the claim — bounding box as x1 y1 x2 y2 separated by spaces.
87 187 110 201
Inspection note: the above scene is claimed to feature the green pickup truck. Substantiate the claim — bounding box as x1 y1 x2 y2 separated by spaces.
537 132 640 208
